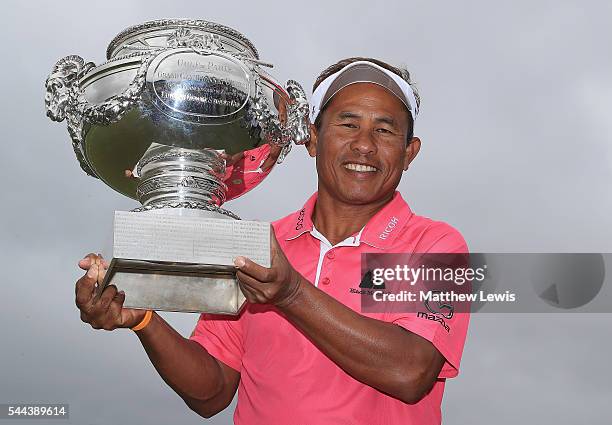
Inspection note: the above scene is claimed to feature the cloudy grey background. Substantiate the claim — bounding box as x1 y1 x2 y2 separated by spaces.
1 0 611 423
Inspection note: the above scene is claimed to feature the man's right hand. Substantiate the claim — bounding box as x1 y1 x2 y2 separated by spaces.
75 253 146 330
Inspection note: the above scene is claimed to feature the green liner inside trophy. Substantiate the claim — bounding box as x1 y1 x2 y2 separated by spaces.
45 19 310 314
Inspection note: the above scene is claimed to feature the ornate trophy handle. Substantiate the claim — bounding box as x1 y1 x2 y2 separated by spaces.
285 80 310 145
276 80 311 164
45 55 95 122
45 55 97 176
45 53 155 178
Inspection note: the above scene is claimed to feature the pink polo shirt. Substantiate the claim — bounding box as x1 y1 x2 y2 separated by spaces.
190 191 470 424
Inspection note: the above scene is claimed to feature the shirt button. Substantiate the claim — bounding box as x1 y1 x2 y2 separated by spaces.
321 277 331 285
326 251 335 259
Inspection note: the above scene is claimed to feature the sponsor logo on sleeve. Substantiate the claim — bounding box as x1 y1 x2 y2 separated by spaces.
418 291 454 332
416 311 451 332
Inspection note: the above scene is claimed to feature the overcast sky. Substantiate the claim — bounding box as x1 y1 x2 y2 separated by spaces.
1 0 611 424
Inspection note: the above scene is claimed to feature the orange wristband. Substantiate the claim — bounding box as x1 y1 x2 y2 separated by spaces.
131 310 153 332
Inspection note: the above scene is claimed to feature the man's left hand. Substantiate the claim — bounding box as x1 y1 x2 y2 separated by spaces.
234 227 303 307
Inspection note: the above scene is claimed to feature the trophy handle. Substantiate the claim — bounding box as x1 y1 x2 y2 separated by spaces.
45 55 94 122
275 80 311 164
45 52 155 178
45 55 97 176
285 80 310 145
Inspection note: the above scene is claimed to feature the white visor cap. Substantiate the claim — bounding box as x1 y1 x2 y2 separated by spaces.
309 61 419 124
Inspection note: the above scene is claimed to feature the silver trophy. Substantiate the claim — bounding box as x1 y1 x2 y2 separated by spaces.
45 19 310 314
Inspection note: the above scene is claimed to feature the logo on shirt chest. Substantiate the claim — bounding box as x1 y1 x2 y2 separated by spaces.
348 270 386 296
358 269 385 290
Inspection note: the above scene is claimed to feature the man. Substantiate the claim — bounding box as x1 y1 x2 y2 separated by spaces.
76 57 469 424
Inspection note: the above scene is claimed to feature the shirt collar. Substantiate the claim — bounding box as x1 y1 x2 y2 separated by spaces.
284 191 413 249
310 225 364 248
359 191 413 249
284 192 317 241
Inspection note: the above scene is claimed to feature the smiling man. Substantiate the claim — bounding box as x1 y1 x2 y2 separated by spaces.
76 57 469 425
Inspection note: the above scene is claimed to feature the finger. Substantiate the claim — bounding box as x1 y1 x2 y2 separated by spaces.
80 309 90 324
236 270 274 303
93 253 110 270
95 284 118 313
236 270 263 291
107 291 125 327
75 264 98 308
78 253 100 270
234 256 273 282
238 280 263 304
238 269 287 304
96 262 107 286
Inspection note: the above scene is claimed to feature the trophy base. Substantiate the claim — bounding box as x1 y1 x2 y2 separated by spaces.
103 259 245 314
100 209 270 314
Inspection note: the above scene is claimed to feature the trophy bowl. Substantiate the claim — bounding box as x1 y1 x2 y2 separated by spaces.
45 19 310 314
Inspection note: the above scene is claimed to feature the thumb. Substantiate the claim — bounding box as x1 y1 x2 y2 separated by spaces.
234 255 269 282
233 255 257 275
269 226 286 263
269 226 281 252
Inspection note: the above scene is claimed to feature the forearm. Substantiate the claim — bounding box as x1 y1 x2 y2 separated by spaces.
135 312 228 413
278 278 442 402
76 255 233 416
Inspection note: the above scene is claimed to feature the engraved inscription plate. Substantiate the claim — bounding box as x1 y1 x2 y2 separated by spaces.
147 50 250 121
113 211 270 267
